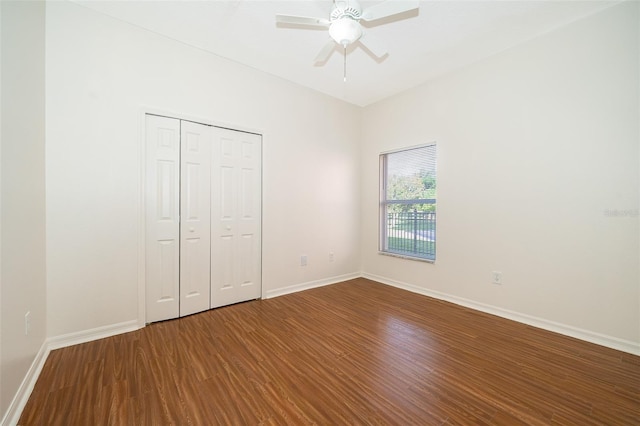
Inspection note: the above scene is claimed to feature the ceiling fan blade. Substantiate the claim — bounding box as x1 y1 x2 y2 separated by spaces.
314 40 336 65
276 14 331 27
360 0 419 22
359 30 388 58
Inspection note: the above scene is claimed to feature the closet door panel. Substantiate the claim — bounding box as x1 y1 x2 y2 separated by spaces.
179 121 212 317
146 115 180 322
237 133 261 299
211 128 262 308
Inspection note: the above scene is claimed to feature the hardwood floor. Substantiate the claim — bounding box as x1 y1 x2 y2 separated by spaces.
20 278 640 425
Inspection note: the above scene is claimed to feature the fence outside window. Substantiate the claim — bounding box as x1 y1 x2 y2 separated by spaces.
385 209 436 260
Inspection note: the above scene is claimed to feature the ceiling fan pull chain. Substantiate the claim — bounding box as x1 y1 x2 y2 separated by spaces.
343 45 347 82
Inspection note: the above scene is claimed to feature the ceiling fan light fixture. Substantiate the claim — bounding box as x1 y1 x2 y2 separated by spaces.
329 18 362 46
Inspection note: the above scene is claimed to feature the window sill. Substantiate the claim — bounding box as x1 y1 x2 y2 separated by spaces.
379 251 435 264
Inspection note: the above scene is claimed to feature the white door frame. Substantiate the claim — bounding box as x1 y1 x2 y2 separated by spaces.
138 108 264 327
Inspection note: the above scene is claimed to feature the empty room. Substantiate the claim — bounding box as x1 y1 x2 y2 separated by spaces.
1 0 638 424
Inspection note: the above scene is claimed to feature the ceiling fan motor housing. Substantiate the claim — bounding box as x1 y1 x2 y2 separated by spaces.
331 0 362 21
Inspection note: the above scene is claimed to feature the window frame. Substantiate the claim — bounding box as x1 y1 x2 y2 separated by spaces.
379 143 437 263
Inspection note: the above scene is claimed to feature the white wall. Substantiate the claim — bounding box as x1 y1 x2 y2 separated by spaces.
45 1 362 338
0 0 47 420
1 2 3 415
361 1 639 348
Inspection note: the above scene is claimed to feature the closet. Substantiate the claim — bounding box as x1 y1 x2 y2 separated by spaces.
145 114 262 323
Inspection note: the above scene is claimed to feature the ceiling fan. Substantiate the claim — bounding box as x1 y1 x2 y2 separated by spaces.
276 0 420 65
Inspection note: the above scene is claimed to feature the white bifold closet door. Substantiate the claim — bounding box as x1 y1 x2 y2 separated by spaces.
145 115 261 323
179 120 212 317
210 127 262 309
145 115 181 322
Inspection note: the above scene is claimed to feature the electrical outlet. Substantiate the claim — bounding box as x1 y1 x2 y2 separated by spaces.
492 271 503 285
300 255 307 267
25 311 31 336
329 251 335 263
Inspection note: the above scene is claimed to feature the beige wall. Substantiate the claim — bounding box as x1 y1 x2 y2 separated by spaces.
0 0 47 420
361 1 639 347
45 1 362 338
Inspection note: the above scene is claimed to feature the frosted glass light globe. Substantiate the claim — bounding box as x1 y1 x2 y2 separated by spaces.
329 18 362 46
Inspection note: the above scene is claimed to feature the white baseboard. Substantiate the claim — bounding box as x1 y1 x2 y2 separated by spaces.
1 320 142 426
47 319 141 351
1 341 49 426
264 272 361 299
362 272 640 356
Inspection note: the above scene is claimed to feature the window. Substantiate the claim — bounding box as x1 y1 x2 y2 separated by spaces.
380 144 436 261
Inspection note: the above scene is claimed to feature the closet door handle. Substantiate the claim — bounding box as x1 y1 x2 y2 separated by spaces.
226 225 232 231
189 227 195 232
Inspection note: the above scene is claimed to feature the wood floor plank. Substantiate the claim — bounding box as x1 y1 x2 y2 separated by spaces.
19 278 640 425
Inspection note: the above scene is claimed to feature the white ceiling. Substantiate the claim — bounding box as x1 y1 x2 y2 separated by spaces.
72 0 620 106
